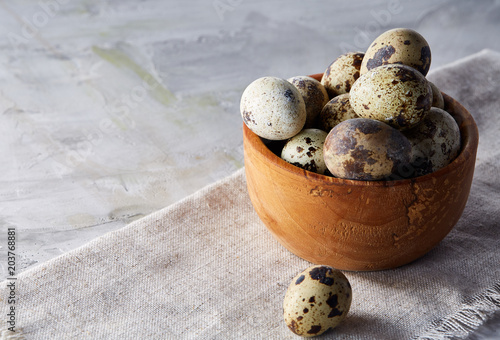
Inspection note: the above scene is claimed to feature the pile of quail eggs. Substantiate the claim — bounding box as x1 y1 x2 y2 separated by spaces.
241 28 461 181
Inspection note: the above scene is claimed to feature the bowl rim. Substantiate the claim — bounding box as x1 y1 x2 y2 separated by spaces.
243 73 479 187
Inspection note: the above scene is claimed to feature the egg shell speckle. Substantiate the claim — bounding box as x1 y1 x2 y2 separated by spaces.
323 118 412 180
240 76 306 140
321 52 365 98
360 28 431 76
281 129 328 174
404 107 461 176
288 76 330 129
319 93 359 133
350 64 432 130
283 265 352 337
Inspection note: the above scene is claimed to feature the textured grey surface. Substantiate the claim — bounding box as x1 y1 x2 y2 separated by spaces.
0 0 499 337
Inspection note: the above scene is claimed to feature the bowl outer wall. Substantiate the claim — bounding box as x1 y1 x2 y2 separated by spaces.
243 73 479 271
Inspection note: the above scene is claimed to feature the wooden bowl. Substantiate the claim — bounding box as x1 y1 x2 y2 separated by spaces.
243 73 479 271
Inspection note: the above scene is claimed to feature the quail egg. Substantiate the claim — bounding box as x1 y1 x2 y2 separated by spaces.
283 265 352 337
240 76 306 140
288 76 329 129
323 118 412 180
318 93 359 132
429 81 445 109
281 129 328 174
321 52 365 98
360 28 431 76
350 64 432 130
404 107 461 176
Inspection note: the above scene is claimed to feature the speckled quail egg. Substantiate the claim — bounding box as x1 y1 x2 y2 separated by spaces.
429 81 445 109
323 118 412 180
321 52 365 98
404 107 461 176
318 94 359 132
281 129 328 174
283 265 352 337
350 64 432 130
360 28 431 76
240 76 306 140
288 76 329 129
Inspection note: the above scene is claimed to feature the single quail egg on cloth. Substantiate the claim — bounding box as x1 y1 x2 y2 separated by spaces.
288 76 329 129
350 64 432 130
281 129 328 174
283 265 352 337
360 27 431 76
323 118 412 180
318 93 359 132
321 52 364 98
240 76 306 140
403 107 461 176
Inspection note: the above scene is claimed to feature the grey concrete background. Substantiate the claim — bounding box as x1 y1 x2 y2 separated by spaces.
0 0 499 338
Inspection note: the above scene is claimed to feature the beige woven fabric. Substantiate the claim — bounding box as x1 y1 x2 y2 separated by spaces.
1 49 500 339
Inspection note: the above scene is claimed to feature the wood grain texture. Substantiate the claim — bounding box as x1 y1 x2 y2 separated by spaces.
243 77 479 271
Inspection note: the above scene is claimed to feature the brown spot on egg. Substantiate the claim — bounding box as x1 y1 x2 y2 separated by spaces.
288 320 299 334
242 110 256 125
441 142 448 154
395 114 407 128
283 89 295 101
345 80 351 92
296 275 305 285
334 133 357 155
342 159 373 180
329 308 343 318
309 296 316 303
404 40 411 45
356 120 382 135
416 94 431 111
309 266 334 286
350 146 372 164
327 294 343 318
366 45 396 70
419 45 432 75
303 308 309 314
293 160 318 173
307 325 322 335
394 66 418 82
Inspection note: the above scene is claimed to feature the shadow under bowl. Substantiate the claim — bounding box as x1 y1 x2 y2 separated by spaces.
243 73 479 271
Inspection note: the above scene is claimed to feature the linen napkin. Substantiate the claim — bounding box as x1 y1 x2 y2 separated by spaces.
1 49 500 340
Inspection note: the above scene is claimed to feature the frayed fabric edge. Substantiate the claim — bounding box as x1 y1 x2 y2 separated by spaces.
0 328 26 340
414 282 500 340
